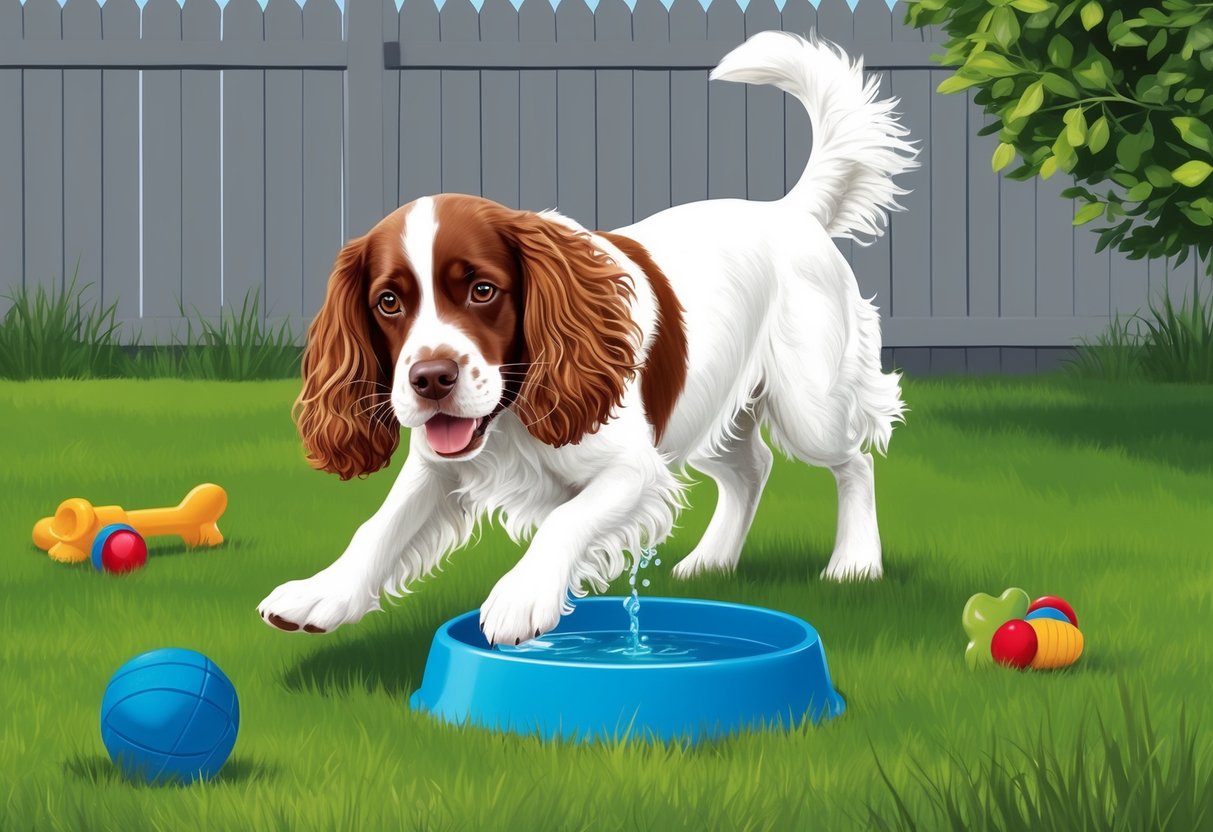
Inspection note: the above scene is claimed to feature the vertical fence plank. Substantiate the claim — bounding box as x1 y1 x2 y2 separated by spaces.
22 0 63 293
517 0 557 212
264 0 305 322
1035 172 1074 318
966 92 999 318
999 178 1036 318
930 67 966 317
62 0 104 311
744 0 782 202
181 0 222 319
595 0 634 229
889 68 930 318
555 0 596 226
440 0 481 197
480 0 520 209
814 0 852 45
381 0 399 212
222 0 265 314
707 0 745 201
780 0 815 206
101 0 141 327
1110 246 1148 318
142 0 183 321
398 0 442 204
631 0 670 222
668 0 706 208
0 1 21 308
890 0 922 42
1072 209 1109 319
302 0 343 319
850 73 893 313
852 0 891 45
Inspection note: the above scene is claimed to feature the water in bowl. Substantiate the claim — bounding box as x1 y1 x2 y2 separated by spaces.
497 630 773 663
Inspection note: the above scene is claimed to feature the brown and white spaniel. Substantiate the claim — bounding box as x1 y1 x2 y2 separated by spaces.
258 30 918 646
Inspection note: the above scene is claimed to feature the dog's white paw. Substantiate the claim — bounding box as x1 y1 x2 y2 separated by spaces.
820 554 883 582
479 565 569 647
257 571 380 634
671 548 738 580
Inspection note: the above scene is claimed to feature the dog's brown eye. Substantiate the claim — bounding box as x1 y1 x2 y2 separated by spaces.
376 292 402 316
470 282 497 304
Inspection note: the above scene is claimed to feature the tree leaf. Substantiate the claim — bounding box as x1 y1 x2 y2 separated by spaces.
1125 181 1153 201
1088 116 1111 152
937 73 981 94
1047 34 1074 67
1172 160 1213 187
992 142 1017 172
1041 155 1059 179
1065 107 1088 146
990 6 1022 48
1080 0 1103 30
1010 0 1051 11
1145 165 1175 187
1011 81 1046 120
1074 202 1106 225
1040 72 1079 97
965 51 1021 77
1171 116 1213 153
1146 29 1168 59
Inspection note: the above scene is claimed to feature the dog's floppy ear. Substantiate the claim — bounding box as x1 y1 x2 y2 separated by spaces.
293 234 400 480
496 210 641 447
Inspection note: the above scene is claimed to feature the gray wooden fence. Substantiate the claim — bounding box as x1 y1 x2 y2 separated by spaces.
1 0 1208 372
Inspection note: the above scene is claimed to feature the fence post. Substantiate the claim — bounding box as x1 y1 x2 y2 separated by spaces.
344 0 386 239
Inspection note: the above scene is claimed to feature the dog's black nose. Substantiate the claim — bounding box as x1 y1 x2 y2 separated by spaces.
409 358 459 400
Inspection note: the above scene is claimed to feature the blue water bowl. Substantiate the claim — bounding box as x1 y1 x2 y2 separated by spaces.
408 597 845 742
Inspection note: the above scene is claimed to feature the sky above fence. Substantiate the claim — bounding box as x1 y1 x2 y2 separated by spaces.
18 0 905 13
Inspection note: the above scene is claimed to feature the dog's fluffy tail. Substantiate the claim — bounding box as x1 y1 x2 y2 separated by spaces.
711 30 919 244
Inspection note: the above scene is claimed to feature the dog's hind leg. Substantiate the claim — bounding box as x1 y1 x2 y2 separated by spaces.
672 410 773 579
821 451 883 580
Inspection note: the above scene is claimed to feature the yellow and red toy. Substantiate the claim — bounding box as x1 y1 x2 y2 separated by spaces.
32 484 227 564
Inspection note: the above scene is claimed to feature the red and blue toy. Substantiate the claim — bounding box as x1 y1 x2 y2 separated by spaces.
90 524 148 574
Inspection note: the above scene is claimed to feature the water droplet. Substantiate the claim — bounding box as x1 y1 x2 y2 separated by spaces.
642 579 650 587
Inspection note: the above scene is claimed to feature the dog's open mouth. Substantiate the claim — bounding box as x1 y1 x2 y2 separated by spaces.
424 402 506 457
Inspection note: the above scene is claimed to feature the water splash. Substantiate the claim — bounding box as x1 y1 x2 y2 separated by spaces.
622 546 657 656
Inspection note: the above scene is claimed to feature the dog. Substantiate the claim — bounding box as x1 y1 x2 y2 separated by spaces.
258 30 918 646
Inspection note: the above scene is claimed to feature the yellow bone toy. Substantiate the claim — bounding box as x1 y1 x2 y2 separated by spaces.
32 484 227 563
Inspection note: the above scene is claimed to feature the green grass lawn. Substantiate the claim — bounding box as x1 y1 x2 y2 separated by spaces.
2 377 1211 830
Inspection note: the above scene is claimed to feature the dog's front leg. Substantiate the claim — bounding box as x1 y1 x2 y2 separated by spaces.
479 460 675 646
258 447 461 634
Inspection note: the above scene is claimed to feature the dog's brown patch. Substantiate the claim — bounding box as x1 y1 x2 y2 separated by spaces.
598 231 688 445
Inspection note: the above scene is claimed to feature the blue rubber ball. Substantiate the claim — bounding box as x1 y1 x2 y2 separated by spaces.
100 648 239 784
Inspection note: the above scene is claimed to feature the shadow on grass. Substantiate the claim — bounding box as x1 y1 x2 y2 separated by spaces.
64 754 277 787
930 390 1213 476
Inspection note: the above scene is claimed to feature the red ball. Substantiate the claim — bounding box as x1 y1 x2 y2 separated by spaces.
1028 595 1078 628
101 529 148 574
991 620 1038 669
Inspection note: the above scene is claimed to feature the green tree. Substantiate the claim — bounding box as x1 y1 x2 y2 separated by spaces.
906 0 1213 274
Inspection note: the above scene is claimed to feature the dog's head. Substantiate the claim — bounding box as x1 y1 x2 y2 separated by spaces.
294 195 640 479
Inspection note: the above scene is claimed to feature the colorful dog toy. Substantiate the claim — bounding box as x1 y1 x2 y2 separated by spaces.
963 588 1083 671
32 484 227 564
91 524 149 574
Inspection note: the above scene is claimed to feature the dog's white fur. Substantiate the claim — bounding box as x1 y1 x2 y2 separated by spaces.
258 31 918 645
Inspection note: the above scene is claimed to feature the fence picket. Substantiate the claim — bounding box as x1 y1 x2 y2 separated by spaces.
930 67 967 317
630 0 670 222
440 0 482 197
596 0 635 230
889 68 930 317
265 0 306 321
481 0 521 209
517 0 558 213
555 0 597 227
61 0 104 313
1035 165 1074 317
668 0 707 207
302 0 344 319
780 0 815 204
999 178 1036 318
397 0 442 204
0 1 20 312
101 0 141 327
706 0 745 201
181 0 222 318
966 92 999 318
142 0 184 321
743 0 782 202
22 0 64 294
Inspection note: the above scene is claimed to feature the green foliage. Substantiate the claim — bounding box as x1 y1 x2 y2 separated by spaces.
0 269 131 380
1066 283 1213 382
0 276 300 381
907 0 1213 272
867 682 1213 831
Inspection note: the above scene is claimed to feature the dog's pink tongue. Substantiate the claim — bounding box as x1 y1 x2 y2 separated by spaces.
425 414 478 455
